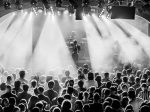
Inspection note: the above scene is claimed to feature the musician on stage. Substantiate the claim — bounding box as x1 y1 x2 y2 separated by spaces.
70 39 81 67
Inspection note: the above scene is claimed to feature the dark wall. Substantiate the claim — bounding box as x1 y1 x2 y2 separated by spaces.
148 23 150 36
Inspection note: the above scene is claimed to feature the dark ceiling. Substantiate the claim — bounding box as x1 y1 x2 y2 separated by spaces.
0 0 150 22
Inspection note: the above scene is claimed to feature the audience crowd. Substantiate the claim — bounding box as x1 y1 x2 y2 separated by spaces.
0 63 150 112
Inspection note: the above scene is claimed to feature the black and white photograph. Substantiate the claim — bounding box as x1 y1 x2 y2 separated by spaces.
0 0 150 112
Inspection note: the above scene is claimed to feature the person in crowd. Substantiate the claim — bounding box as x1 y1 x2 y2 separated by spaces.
28 88 39 111
74 100 83 112
0 83 6 96
17 84 32 104
12 80 23 95
44 80 58 102
132 77 140 90
84 72 98 89
128 90 144 112
29 79 37 95
1 85 17 100
77 80 86 93
61 70 73 83
138 83 150 101
3 97 17 112
53 79 61 95
95 75 102 88
17 70 28 85
61 100 73 112
37 86 51 106
6 75 13 87
113 72 122 85
89 93 102 112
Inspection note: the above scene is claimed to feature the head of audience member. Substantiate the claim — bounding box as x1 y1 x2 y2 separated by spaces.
146 70 150 78
123 76 128 83
106 81 112 89
34 88 39 96
78 92 83 100
1 98 9 107
32 107 40 112
142 74 148 81
0 82 6 91
121 91 128 98
7 75 12 83
129 75 135 83
65 70 70 77
61 100 72 111
104 106 113 112
19 99 28 110
126 69 132 75
48 80 55 89
111 99 121 110
38 86 44 95
116 72 122 79
78 80 84 88
6 85 12 93
93 93 100 103
104 72 109 80
83 91 89 100
14 80 21 89
146 78 150 86
64 94 71 100
82 68 89 75
136 70 142 77
128 90 136 100
53 107 61 112
68 79 74 87
19 103 26 112
121 97 129 109
95 75 101 83
135 77 140 84
13 107 20 112
87 72 94 81
23 84 29 93
35 101 44 112
103 101 110 110
141 83 148 91
19 70 26 79
31 79 37 88
110 86 117 94
9 97 16 106
83 64 89 70
122 69 127 76
75 100 83 112
67 86 74 96
83 104 90 112
57 96 64 106
140 105 150 112
105 97 113 105
104 88 111 99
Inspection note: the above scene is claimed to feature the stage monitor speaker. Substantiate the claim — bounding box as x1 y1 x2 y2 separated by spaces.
111 6 135 19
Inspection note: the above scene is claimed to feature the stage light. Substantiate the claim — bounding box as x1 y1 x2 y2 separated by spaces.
4 1 11 9
57 11 61 15
64 10 68 14
15 0 23 10
68 5 75 14
56 0 62 7
31 0 38 7
42 0 50 9
37 8 43 13
83 5 91 15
